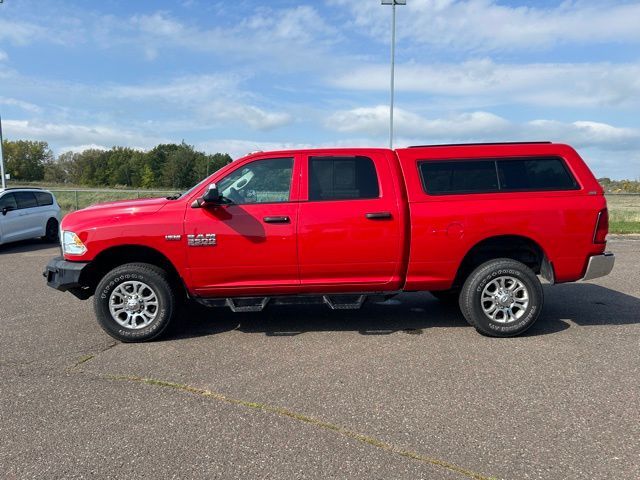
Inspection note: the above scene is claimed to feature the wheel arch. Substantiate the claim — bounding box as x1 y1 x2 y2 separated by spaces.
453 234 553 288
79 244 186 298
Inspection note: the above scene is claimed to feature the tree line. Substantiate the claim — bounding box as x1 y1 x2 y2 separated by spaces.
598 177 640 194
1 139 232 189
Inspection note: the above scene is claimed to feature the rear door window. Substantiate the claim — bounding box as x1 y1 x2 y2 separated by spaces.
14 191 39 209
309 156 380 201
35 191 54 206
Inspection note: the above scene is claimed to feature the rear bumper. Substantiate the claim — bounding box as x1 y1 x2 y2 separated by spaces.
43 256 89 293
581 252 615 281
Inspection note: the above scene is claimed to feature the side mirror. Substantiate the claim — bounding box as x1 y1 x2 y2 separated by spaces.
202 183 221 204
192 183 223 208
2 206 11 216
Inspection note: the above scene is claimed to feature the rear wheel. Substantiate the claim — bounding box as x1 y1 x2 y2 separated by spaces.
94 263 175 342
44 218 59 242
459 258 543 337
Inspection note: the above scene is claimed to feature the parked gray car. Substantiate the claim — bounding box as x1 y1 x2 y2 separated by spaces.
0 188 61 245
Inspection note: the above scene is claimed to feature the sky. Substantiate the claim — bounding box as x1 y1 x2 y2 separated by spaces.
0 0 639 179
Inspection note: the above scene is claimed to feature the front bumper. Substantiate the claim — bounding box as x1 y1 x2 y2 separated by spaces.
581 252 615 281
43 256 89 294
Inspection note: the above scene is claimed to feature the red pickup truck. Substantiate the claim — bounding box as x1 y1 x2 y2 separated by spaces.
45 142 614 342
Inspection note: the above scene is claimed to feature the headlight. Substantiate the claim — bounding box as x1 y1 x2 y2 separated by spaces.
62 231 87 256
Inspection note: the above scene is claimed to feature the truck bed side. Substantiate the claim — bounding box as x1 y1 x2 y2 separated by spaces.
396 144 607 290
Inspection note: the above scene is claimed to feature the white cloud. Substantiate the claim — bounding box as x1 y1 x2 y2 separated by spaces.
0 97 42 114
131 12 184 37
58 144 110 154
326 106 640 151
331 60 640 108
241 5 338 44
196 139 315 160
109 74 240 102
205 103 292 131
195 137 390 160
107 74 293 130
2 120 167 150
325 106 640 178
0 18 45 45
327 106 508 137
332 0 640 51
103 6 341 71
0 50 7 62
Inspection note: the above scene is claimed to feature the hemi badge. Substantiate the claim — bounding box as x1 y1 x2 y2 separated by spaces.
165 235 182 241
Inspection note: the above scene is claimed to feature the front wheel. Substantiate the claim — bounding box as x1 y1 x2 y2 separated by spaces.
459 258 543 337
94 263 175 342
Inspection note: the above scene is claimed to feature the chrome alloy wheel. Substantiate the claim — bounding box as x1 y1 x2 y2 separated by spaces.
109 281 159 329
480 276 529 324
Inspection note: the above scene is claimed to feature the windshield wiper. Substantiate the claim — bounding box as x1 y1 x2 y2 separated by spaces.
166 192 182 200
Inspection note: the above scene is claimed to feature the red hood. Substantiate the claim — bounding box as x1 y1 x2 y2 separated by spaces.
82 196 169 212
61 196 170 231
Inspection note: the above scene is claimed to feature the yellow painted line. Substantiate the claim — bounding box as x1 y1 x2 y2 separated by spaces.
106 374 497 480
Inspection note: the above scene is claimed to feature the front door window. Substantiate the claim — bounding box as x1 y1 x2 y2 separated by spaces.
217 158 293 204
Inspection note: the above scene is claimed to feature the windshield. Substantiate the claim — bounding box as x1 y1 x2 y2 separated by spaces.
166 175 213 200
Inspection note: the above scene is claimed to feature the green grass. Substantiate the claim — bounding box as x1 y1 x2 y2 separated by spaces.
51 189 172 215
8 182 174 215
609 221 640 234
606 195 640 234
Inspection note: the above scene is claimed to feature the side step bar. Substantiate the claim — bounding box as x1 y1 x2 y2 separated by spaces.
196 293 396 312
225 297 270 313
323 295 366 310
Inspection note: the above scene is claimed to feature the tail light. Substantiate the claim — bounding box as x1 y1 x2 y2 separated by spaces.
593 208 608 244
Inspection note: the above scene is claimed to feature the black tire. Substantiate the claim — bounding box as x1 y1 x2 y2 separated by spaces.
93 263 175 342
44 218 59 242
429 289 460 304
459 258 543 337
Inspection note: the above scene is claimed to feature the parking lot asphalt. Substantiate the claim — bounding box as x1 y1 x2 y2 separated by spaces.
1 239 638 480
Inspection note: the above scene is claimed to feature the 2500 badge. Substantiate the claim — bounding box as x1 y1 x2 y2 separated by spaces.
187 233 217 247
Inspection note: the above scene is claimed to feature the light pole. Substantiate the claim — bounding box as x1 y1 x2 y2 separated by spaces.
0 113 6 189
381 0 405 149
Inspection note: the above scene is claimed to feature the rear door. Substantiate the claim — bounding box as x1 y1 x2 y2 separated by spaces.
297 151 404 290
14 191 43 239
185 156 301 296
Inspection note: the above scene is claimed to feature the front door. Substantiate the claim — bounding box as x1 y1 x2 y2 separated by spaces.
0 193 26 243
185 156 301 297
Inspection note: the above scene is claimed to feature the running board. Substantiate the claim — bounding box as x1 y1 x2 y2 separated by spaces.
195 293 397 312
322 295 366 310
225 297 270 313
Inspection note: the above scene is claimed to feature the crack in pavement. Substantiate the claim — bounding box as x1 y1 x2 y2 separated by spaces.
0 341 118 370
67 341 117 370
95 372 497 480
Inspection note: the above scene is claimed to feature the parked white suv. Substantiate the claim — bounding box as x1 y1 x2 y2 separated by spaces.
0 188 62 245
